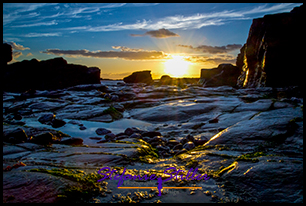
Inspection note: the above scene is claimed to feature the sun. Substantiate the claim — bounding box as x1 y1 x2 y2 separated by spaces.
164 55 190 77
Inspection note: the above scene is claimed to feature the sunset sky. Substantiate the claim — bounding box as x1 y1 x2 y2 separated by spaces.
3 3 302 79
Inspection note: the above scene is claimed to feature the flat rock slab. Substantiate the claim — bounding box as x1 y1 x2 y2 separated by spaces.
3 171 81 203
219 158 303 203
204 107 303 150
16 142 141 168
56 105 108 120
87 114 113 122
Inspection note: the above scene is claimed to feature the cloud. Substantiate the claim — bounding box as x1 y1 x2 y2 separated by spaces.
3 3 58 25
101 72 131 79
22 32 62 37
41 46 169 60
26 52 33 56
4 41 30 50
178 44 242 54
111 46 144 52
184 54 237 65
13 51 23 59
129 3 159 7
130 28 179 38
11 20 58 28
60 3 301 33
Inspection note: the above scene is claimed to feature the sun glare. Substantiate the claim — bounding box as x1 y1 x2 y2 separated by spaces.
164 55 190 77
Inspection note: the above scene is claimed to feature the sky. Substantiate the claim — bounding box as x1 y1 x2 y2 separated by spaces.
3 3 302 79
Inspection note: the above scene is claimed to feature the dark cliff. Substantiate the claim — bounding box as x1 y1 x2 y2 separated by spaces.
236 4 304 88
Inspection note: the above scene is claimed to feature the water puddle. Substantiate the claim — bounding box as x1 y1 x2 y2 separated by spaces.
23 117 153 145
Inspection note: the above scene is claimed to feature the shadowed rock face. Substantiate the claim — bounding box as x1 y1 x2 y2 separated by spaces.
200 64 241 87
123 70 153 84
3 43 13 66
3 57 101 92
236 4 304 88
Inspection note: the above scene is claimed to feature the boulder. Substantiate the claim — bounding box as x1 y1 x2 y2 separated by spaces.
3 57 101 92
3 128 28 143
123 70 153 84
200 64 241 87
51 119 66 128
159 75 173 85
60 137 83 145
30 132 55 145
236 4 304 88
95 128 112 135
38 113 56 125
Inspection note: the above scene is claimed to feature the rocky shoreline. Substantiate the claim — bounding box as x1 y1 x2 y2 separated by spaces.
3 81 303 203
3 4 304 203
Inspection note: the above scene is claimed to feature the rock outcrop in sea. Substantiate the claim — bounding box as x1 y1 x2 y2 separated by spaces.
123 70 153 84
3 56 101 92
236 4 304 88
200 64 241 87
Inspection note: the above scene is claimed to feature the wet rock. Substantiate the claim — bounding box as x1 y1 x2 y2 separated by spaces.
56 104 108 120
67 120 83 126
113 104 125 112
3 171 83 203
111 95 119 101
96 128 112 135
89 137 102 140
13 114 22 120
51 119 66 128
97 139 109 144
123 70 153 84
183 142 195 150
142 131 162 138
220 159 303 203
79 126 87 130
209 117 219 123
167 139 180 148
124 127 141 136
67 83 108 92
60 137 83 145
173 144 183 151
38 113 55 125
4 120 26 126
194 139 208 146
174 148 187 156
129 133 142 139
130 103 218 123
3 128 28 143
31 132 55 145
156 145 170 152
200 64 241 87
104 93 112 99
87 114 113 123
186 134 195 142
115 135 129 140
204 107 303 151
105 133 116 140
